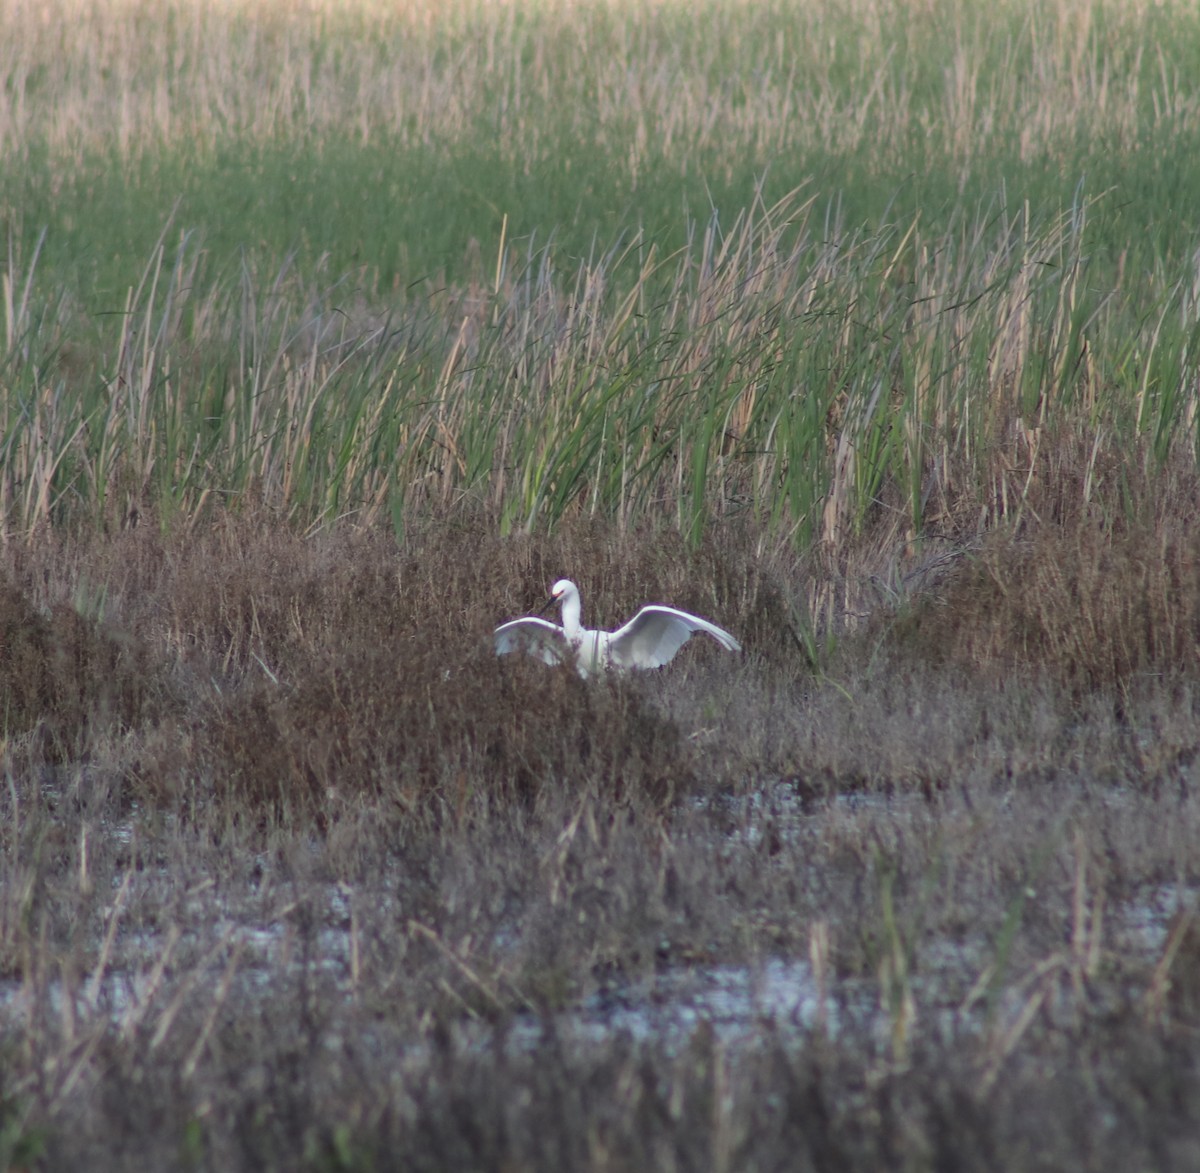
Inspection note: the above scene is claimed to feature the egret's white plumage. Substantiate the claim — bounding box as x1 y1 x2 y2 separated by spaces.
494 579 741 676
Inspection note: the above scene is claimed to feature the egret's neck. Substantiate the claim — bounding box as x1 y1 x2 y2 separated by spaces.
559 591 583 639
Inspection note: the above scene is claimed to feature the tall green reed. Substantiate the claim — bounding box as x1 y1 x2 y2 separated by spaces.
2 188 1196 549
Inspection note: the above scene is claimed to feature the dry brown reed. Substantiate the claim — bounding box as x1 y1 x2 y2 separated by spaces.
1 498 1199 1168
3 0 1192 171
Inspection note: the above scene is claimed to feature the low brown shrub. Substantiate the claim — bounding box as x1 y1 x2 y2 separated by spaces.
0 579 157 758
889 438 1200 693
162 640 695 830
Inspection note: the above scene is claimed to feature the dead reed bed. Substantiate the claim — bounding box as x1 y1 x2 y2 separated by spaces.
1 497 1200 1168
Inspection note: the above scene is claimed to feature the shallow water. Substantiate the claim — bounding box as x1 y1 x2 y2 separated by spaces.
3 782 1195 1059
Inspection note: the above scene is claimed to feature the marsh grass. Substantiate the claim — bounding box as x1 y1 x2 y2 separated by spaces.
4 0 1200 559
5 0 1200 285
4 188 1199 579
3 514 1200 1168
5 0 1200 1166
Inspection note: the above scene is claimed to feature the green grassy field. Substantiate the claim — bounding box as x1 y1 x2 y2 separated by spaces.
9 0 1200 288
5 0 1200 1168
4 0 1200 552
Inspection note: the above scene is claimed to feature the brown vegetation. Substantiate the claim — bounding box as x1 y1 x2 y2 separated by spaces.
2 438 1200 1167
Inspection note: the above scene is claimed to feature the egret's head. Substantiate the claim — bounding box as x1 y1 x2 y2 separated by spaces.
548 580 582 631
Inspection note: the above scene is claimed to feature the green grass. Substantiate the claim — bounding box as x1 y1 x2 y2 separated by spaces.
3 0 1200 560
24 124 1200 305
5 181 1200 555
7 0 1200 293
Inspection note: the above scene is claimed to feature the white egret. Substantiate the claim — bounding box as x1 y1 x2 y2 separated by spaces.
494 579 741 676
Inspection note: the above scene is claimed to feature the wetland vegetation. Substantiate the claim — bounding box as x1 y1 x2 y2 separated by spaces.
3 0 1200 1167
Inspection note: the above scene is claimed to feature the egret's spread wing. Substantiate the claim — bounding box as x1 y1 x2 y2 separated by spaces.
494 617 571 665
608 605 741 669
